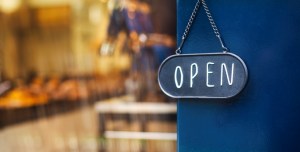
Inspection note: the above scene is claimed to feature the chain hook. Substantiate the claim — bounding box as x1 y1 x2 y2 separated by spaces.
176 38 185 54
216 35 229 53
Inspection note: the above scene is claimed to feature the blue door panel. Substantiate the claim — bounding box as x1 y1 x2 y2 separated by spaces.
177 0 300 151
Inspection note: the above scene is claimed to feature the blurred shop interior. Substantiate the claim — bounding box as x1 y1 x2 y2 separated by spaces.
0 0 176 151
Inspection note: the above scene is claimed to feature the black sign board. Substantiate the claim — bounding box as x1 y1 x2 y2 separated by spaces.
158 53 248 98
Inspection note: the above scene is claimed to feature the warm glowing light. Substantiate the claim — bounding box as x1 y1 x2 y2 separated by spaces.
89 5 102 24
0 0 21 14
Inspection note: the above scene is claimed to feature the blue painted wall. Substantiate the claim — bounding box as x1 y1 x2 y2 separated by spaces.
177 0 300 151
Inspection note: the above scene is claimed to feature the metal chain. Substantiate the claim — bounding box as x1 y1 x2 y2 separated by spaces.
176 0 201 54
176 0 228 54
201 0 228 52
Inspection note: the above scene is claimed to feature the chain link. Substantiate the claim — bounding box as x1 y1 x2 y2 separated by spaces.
176 0 201 54
176 0 228 54
181 0 201 41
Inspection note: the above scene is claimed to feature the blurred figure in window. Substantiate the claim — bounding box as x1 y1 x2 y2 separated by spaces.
104 0 176 102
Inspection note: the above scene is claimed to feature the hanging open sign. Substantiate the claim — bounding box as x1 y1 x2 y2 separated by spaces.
158 53 248 98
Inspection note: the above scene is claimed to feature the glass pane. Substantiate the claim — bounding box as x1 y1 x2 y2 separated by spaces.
0 0 176 151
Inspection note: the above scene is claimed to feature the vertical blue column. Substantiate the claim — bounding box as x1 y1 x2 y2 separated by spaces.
177 0 300 151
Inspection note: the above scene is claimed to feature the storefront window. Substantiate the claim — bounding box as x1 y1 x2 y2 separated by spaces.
0 0 176 151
